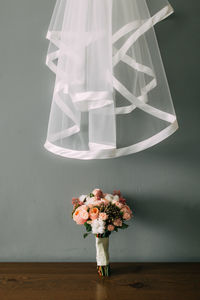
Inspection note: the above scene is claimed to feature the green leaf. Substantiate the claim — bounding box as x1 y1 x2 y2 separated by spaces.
105 231 111 238
114 227 118 232
121 223 129 230
83 233 89 239
90 193 94 197
84 222 92 232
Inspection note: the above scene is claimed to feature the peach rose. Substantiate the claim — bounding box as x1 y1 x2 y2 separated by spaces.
107 224 115 231
73 207 89 225
80 210 89 220
88 204 94 208
93 201 102 207
89 207 99 220
80 205 88 211
99 212 108 221
113 218 122 227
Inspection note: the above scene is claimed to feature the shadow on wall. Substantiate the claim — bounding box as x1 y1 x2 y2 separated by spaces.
130 194 200 254
135 196 200 246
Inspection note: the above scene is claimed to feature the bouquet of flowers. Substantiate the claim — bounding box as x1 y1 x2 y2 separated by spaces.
72 189 133 276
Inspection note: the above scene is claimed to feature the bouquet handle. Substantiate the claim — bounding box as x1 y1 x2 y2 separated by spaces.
95 237 110 276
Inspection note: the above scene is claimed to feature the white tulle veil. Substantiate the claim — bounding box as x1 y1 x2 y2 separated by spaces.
44 0 178 159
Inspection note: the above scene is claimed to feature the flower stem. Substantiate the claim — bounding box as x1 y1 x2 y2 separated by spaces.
97 265 110 277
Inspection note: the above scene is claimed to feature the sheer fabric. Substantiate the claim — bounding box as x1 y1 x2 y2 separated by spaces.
44 0 178 159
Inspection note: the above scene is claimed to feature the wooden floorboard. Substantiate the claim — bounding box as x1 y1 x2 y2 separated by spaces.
0 263 200 300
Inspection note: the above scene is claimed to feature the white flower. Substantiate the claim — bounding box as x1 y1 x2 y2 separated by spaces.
105 194 114 201
113 195 119 202
79 195 87 202
84 196 95 205
91 219 105 234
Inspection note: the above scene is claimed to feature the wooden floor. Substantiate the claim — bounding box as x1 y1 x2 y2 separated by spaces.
0 263 200 300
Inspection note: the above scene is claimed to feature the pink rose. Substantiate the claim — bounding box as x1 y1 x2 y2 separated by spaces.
89 207 99 220
99 213 108 221
92 189 103 200
113 218 122 227
123 212 131 220
115 201 123 209
120 205 132 214
101 199 110 206
107 225 115 231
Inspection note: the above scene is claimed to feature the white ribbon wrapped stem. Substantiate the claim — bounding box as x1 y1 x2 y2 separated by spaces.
96 237 109 266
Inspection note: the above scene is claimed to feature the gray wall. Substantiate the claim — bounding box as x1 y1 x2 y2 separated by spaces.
0 0 199 262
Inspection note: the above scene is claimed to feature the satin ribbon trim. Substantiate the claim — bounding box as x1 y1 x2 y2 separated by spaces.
113 5 173 116
114 77 175 123
112 5 173 67
44 120 178 160
49 125 80 143
112 20 143 44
